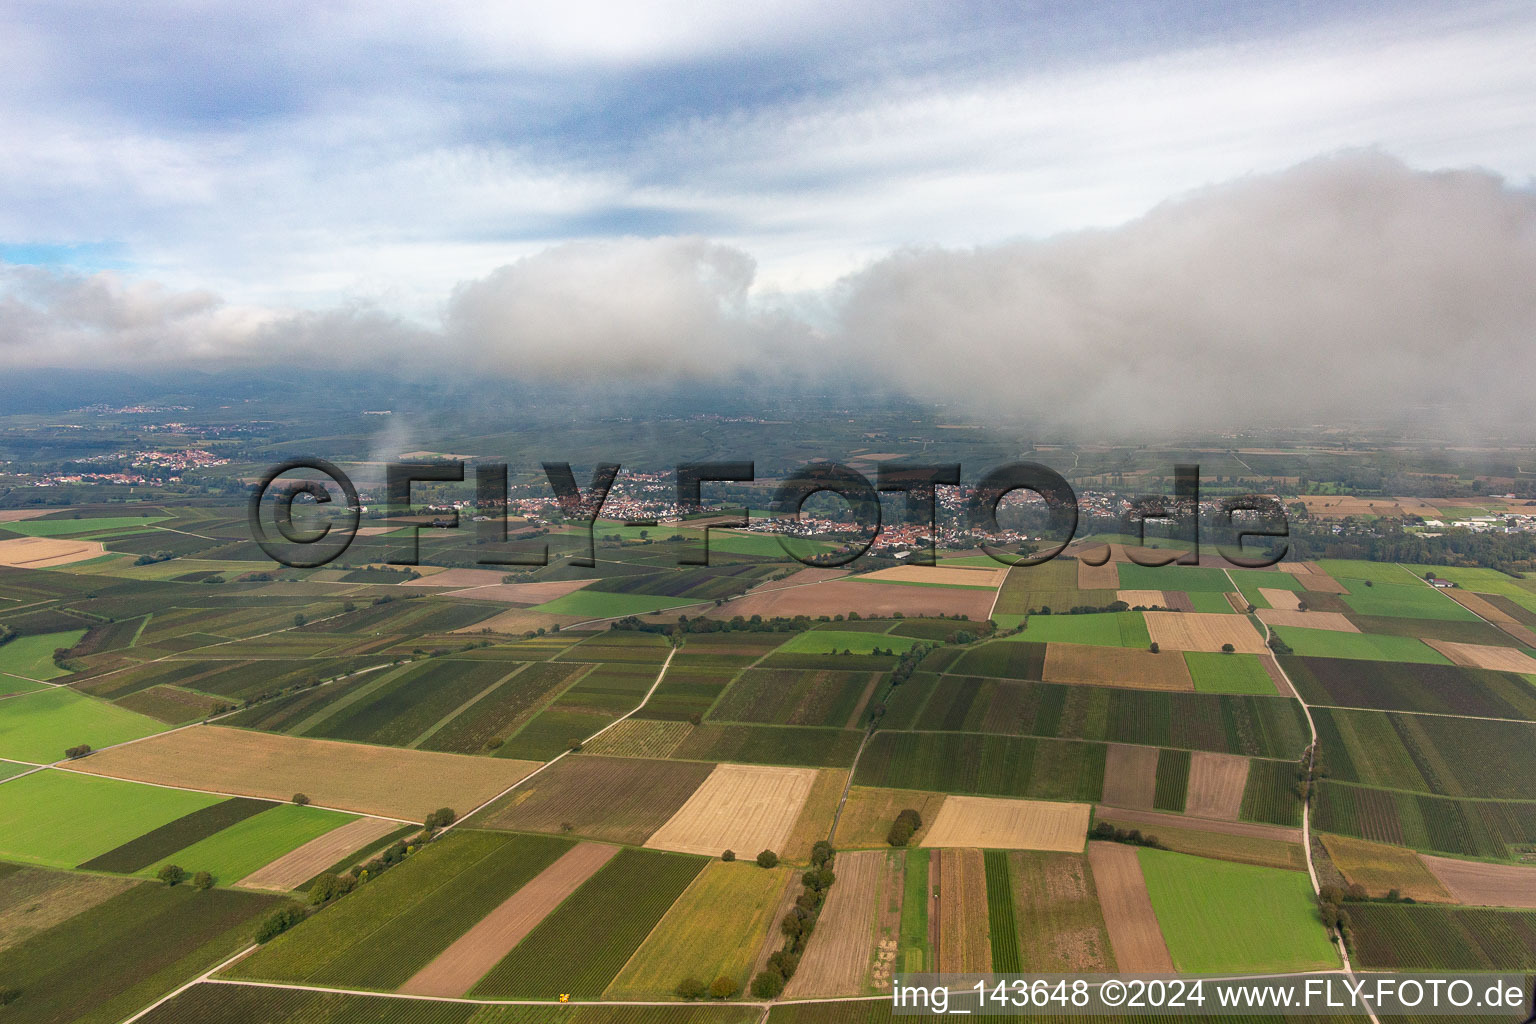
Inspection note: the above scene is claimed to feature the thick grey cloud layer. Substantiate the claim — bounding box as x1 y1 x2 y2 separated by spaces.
2 154 1534 433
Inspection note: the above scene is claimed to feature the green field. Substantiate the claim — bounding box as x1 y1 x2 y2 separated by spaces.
1137 848 1338 973
1183 652 1276 694
775 630 920 656
233 830 574 988
0 629 87 680
854 732 1105 801
471 847 708 998
531 589 701 619
1340 582 1477 621
1400 564 1533 597
1012 611 1150 648
1314 560 1419 585
1115 563 1234 593
0 686 169 763
141 804 356 884
1268 627 1451 663
0 769 222 867
6 515 170 537
80 797 276 873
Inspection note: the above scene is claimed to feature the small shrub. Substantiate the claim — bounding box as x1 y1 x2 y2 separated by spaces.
292 793 309 806
722 849 735 862
1149 641 1159 653
756 849 779 868
1221 643 1235 653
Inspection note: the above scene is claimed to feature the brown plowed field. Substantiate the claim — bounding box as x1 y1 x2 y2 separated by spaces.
858 565 1008 588
1144 612 1266 653
783 850 883 997
1094 806 1302 843
710 579 994 620
1183 752 1249 820
746 568 848 592
645 763 818 857
1259 588 1301 611
400 842 619 996
442 580 594 604
1161 590 1194 612
1445 589 1514 623
1500 623 1536 647
1261 655 1296 697
1298 574 1350 594
1117 590 1165 608
0 536 105 567
238 816 404 890
63 725 539 821
453 607 584 633
473 755 713 845
933 848 992 973
922 795 1089 852
1226 591 1251 613
1420 855 1536 908
1101 745 1158 810
1424 639 1536 673
1086 842 1172 972
400 568 511 588
1256 609 1359 632
1042 643 1194 691
1077 558 1120 589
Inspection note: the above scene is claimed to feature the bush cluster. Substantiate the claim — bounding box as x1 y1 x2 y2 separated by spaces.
886 808 923 847
1089 821 1166 850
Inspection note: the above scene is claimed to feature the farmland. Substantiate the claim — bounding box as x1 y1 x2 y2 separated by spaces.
1007 851 1116 971
854 732 1106 802
0 686 168 763
1014 611 1151 648
79 796 275 873
833 786 947 848
920 795 1090 852
137 804 356 884
470 755 713 844
606 860 789 998
1348 905 1536 969
711 668 878 727
1281 656 1536 719
469 847 707 998
1311 707 1536 800
783 850 884 996
1183 652 1279 694
1137 848 1338 972
0 865 137 952
0 769 221 867
1085 842 1171 972
0 629 86 680
645 763 818 856
1318 835 1451 901
932 848 992 973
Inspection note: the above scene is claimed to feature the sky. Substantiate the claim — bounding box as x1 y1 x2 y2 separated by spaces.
1 1 1534 431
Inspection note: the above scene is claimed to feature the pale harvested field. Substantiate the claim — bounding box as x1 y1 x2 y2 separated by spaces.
1318 835 1451 903
1424 640 1536 673
645 763 818 857
1420 855 1536 908
401 568 510 588
834 787 948 848
454 607 584 634
858 565 1008 588
1256 609 1360 632
1446 589 1515 623
1094 806 1302 844
1296 496 1415 518
238 816 404 891
746 568 848 593
64 725 539 821
922 795 1090 852
1297 573 1350 594
1086 842 1172 972
782 769 850 862
783 850 883 997
934 848 992 973
0 536 105 567
443 579 594 604
400 842 618 996
1117 590 1166 608
1101 745 1159 810
1077 558 1120 589
581 719 693 759
1259 587 1301 611
1500 623 1536 647
713 579 994 620
1184 752 1249 820
0 509 51 523
1042 643 1194 691
1144 612 1267 654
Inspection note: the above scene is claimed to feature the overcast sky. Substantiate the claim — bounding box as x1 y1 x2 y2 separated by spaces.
1 1 1534 430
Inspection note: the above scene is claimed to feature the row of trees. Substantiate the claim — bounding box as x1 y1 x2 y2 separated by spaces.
750 841 836 998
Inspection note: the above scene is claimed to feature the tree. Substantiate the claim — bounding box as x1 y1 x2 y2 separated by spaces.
722 849 735 862
425 807 456 828
292 793 310 806
709 976 738 999
750 970 786 998
293 613 307 627
0 987 19 1006
675 977 707 1000
1221 643 1235 653
756 849 779 868
1148 641 1159 654
192 871 214 890
158 864 187 886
